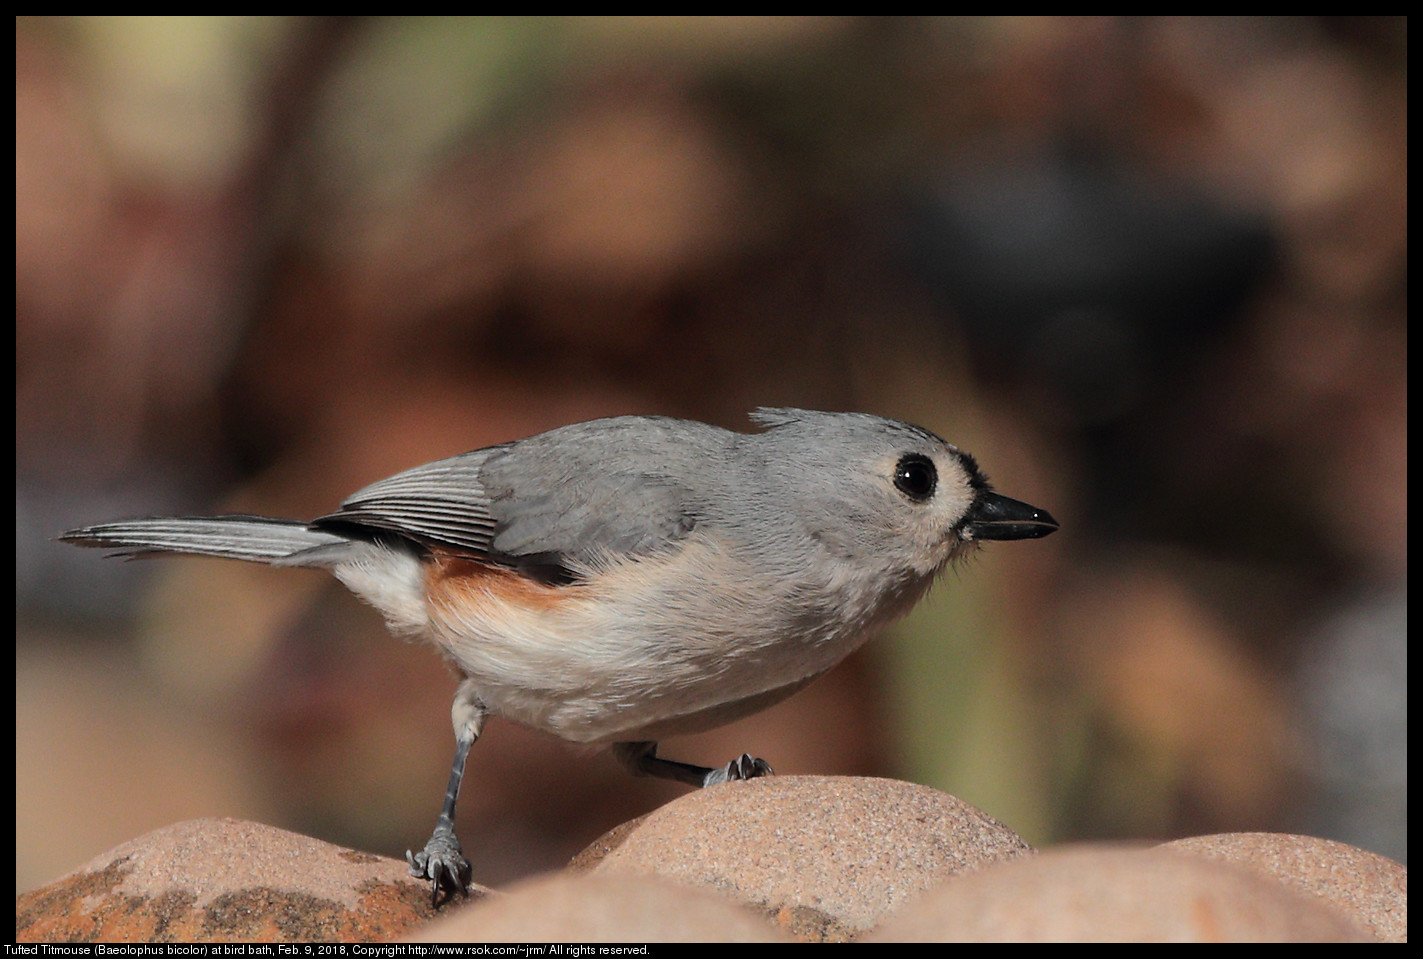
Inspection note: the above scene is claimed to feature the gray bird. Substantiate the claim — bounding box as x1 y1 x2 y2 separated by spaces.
62 408 1059 903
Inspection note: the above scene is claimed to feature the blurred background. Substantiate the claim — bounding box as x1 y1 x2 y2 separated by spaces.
17 17 1406 893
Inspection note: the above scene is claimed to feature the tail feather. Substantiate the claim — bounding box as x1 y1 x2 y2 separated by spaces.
59 516 349 565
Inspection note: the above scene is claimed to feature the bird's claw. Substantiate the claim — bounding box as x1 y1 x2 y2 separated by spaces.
407 833 472 908
704 753 774 786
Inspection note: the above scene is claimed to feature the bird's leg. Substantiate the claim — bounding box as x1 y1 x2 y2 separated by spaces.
613 740 773 789
407 678 486 906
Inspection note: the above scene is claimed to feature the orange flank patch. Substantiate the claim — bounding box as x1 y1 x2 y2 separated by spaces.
423 554 574 613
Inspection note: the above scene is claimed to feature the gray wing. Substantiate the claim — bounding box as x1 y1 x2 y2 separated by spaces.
315 448 504 554
314 417 722 576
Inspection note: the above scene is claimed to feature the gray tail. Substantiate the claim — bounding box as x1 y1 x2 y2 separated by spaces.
59 515 350 566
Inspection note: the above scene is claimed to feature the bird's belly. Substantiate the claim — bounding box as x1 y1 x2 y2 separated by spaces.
418 540 872 743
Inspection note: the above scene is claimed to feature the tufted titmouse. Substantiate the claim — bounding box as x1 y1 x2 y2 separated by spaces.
62 408 1058 903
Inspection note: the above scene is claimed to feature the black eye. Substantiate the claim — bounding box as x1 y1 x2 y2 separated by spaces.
893 453 937 501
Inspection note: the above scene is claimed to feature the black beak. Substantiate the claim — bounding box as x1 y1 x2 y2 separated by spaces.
964 493 1059 541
